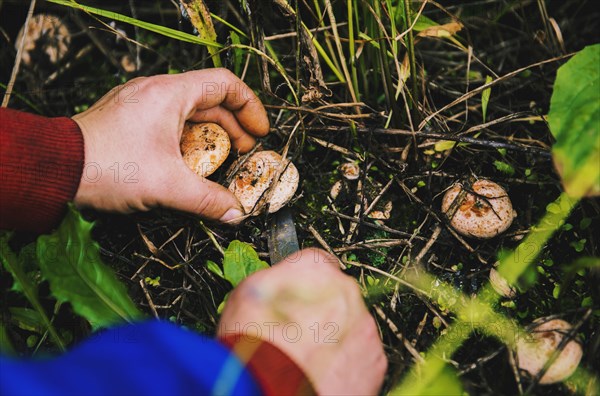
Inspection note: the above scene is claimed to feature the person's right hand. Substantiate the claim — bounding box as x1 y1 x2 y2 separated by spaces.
218 248 387 395
72 68 269 223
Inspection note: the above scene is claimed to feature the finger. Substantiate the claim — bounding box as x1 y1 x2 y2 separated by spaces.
172 68 270 137
157 162 245 224
189 106 257 153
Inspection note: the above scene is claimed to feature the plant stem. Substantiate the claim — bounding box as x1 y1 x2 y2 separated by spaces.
402 0 419 119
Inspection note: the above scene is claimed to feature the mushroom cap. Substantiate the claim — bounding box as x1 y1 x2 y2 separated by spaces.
16 14 70 67
181 122 231 178
229 151 299 214
489 266 517 298
340 162 360 180
516 319 583 384
441 179 516 239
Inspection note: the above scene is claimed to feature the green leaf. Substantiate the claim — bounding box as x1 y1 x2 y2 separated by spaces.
0 322 16 356
9 307 46 333
481 75 493 122
229 31 244 76
434 140 455 152
493 160 515 176
222 240 269 287
206 260 224 279
1 235 65 351
547 44 600 197
37 205 143 330
47 0 222 48
391 360 464 395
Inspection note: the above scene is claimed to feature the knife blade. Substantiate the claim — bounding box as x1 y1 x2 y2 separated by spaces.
268 207 300 264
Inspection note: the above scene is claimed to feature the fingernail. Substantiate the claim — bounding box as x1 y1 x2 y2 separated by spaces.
219 208 245 224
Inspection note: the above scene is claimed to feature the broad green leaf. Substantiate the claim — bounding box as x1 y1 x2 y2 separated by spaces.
481 75 493 122
37 205 143 330
547 44 600 197
47 0 221 48
1 235 65 351
222 240 269 287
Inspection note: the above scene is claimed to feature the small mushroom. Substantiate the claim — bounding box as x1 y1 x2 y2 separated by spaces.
489 264 517 298
180 122 230 178
229 151 299 214
339 162 360 180
368 200 393 221
516 319 583 384
16 14 70 67
441 179 516 239
330 180 343 200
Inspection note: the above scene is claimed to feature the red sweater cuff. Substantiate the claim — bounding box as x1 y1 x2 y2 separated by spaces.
219 334 317 396
0 108 84 234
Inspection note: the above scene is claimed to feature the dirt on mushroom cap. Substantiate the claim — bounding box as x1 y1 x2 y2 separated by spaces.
180 122 230 178
229 151 299 214
516 319 583 384
442 179 515 239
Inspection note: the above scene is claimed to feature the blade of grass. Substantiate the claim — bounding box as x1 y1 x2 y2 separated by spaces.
402 0 419 117
347 0 359 99
481 75 493 122
180 0 222 67
324 0 358 103
47 0 221 48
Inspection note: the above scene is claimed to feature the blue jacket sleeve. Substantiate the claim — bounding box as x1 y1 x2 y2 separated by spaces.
0 321 262 396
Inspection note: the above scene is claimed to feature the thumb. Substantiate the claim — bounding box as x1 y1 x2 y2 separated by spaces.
159 163 245 224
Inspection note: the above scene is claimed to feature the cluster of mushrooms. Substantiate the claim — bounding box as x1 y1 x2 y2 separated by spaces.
182 122 583 385
440 179 583 384
180 122 298 216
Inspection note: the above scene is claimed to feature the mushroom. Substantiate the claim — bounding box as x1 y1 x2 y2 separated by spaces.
368 200 393 221
16 14 70 67
441 179 516 239
180 122 230 178
339 162 360 180
489 263 517 298
228 151 299 214
330 180 343 200
516 319 583 384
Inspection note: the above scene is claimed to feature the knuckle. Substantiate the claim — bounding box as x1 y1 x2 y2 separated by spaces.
193 190 218 216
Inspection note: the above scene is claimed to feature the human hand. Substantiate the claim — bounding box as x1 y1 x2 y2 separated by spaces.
72 68 269 223
218 248 387 395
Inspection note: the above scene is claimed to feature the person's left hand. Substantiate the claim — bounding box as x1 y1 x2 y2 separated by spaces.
72 68 269 223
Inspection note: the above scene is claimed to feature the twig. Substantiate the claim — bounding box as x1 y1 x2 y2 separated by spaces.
414 225 442 266
418 53 573 130
374 305 424 363
307 224 346 269
139 279 159 319
2 0 36 107
323 208 423 240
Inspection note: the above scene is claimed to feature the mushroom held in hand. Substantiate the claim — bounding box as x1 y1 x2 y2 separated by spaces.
180 122 230 178
516 319 583 384
441 179 516 239
229 151 299 214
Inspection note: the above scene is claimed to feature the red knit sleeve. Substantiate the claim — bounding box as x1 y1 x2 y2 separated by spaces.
219 334 317 396
0 108 84 234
